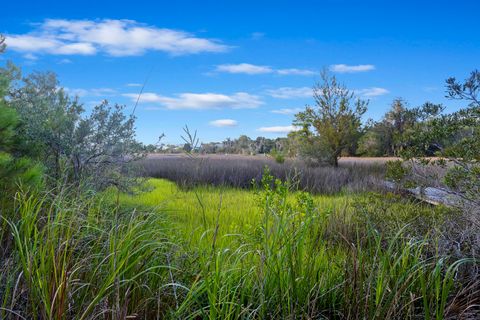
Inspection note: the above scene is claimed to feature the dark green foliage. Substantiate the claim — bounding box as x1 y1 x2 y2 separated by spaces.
358 99 445 157
357 129 384 156
0 60 42 199
385 160 411 184
274 152 285 164
0 106 43 194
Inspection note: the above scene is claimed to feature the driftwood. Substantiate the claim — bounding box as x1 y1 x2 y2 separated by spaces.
383 181 469 208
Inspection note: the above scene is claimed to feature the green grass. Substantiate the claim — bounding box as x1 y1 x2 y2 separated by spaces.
116 178 353 248
1 175 476 319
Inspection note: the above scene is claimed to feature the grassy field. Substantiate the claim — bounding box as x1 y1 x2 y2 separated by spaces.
118 178 354 248
107 177 475 319
2 171 478 319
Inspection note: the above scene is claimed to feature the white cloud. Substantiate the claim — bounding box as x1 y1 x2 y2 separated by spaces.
65 87 117 97
123 92 263 110
216 63 272 75
126 83 142 87
209 119 238 127
277 68 315 76
330 64 375 73
271 108 304 115
257 125 300 134
216 63 314 76
355 87 389 97
5 19 228 57
266 87 312 99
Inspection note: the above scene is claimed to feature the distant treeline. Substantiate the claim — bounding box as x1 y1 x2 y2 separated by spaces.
147 98 472 161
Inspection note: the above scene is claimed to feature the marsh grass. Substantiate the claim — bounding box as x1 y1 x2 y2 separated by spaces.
136 155 385 194
1 175 478 319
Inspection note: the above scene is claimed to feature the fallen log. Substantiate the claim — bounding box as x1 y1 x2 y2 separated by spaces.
382 181 468 208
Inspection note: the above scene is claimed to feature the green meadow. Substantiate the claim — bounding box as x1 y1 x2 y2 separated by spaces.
82 176 463 319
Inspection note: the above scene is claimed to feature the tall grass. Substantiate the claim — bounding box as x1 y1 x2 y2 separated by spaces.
168 172 478 319
1 174 478 319
1 190 177 319
136 155 385 194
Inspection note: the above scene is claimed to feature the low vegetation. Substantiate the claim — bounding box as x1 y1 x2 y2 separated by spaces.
137 155 385 194
1 175 479 319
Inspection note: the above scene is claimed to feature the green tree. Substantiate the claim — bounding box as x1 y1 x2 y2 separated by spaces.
71 101 145 190
359 99 445 157
9 72 144 191
10 72 83 180
357 129 384 156
294 71 368 166
0 40 42 199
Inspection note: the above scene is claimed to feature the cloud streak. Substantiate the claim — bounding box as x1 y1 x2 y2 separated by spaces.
216 63 272 74
123 92 263 110
355 87 389 97
6 19 229 57
209 119 238 127
257 125 299 134
216 63 314 76
266 87 312 99
271 108 304 115
330 64 375 73
64 87 117 97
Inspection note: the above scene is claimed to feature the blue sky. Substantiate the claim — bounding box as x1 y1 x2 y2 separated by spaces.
1 0 479 144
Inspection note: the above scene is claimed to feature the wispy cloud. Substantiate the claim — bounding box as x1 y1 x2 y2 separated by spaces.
23 53 38 60
265 87 312 99
216 63 314 76
65 87 117 97
355 87 389 97
330 64 375 73
257 125 299 134
216 63 272 74
123 92 263 110
5 19 229 57
126 83 142 87
271 108 304 115
209 119 238 127
276 68 315 76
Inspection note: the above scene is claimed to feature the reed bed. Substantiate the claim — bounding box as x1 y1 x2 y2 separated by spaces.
136 155 386 194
